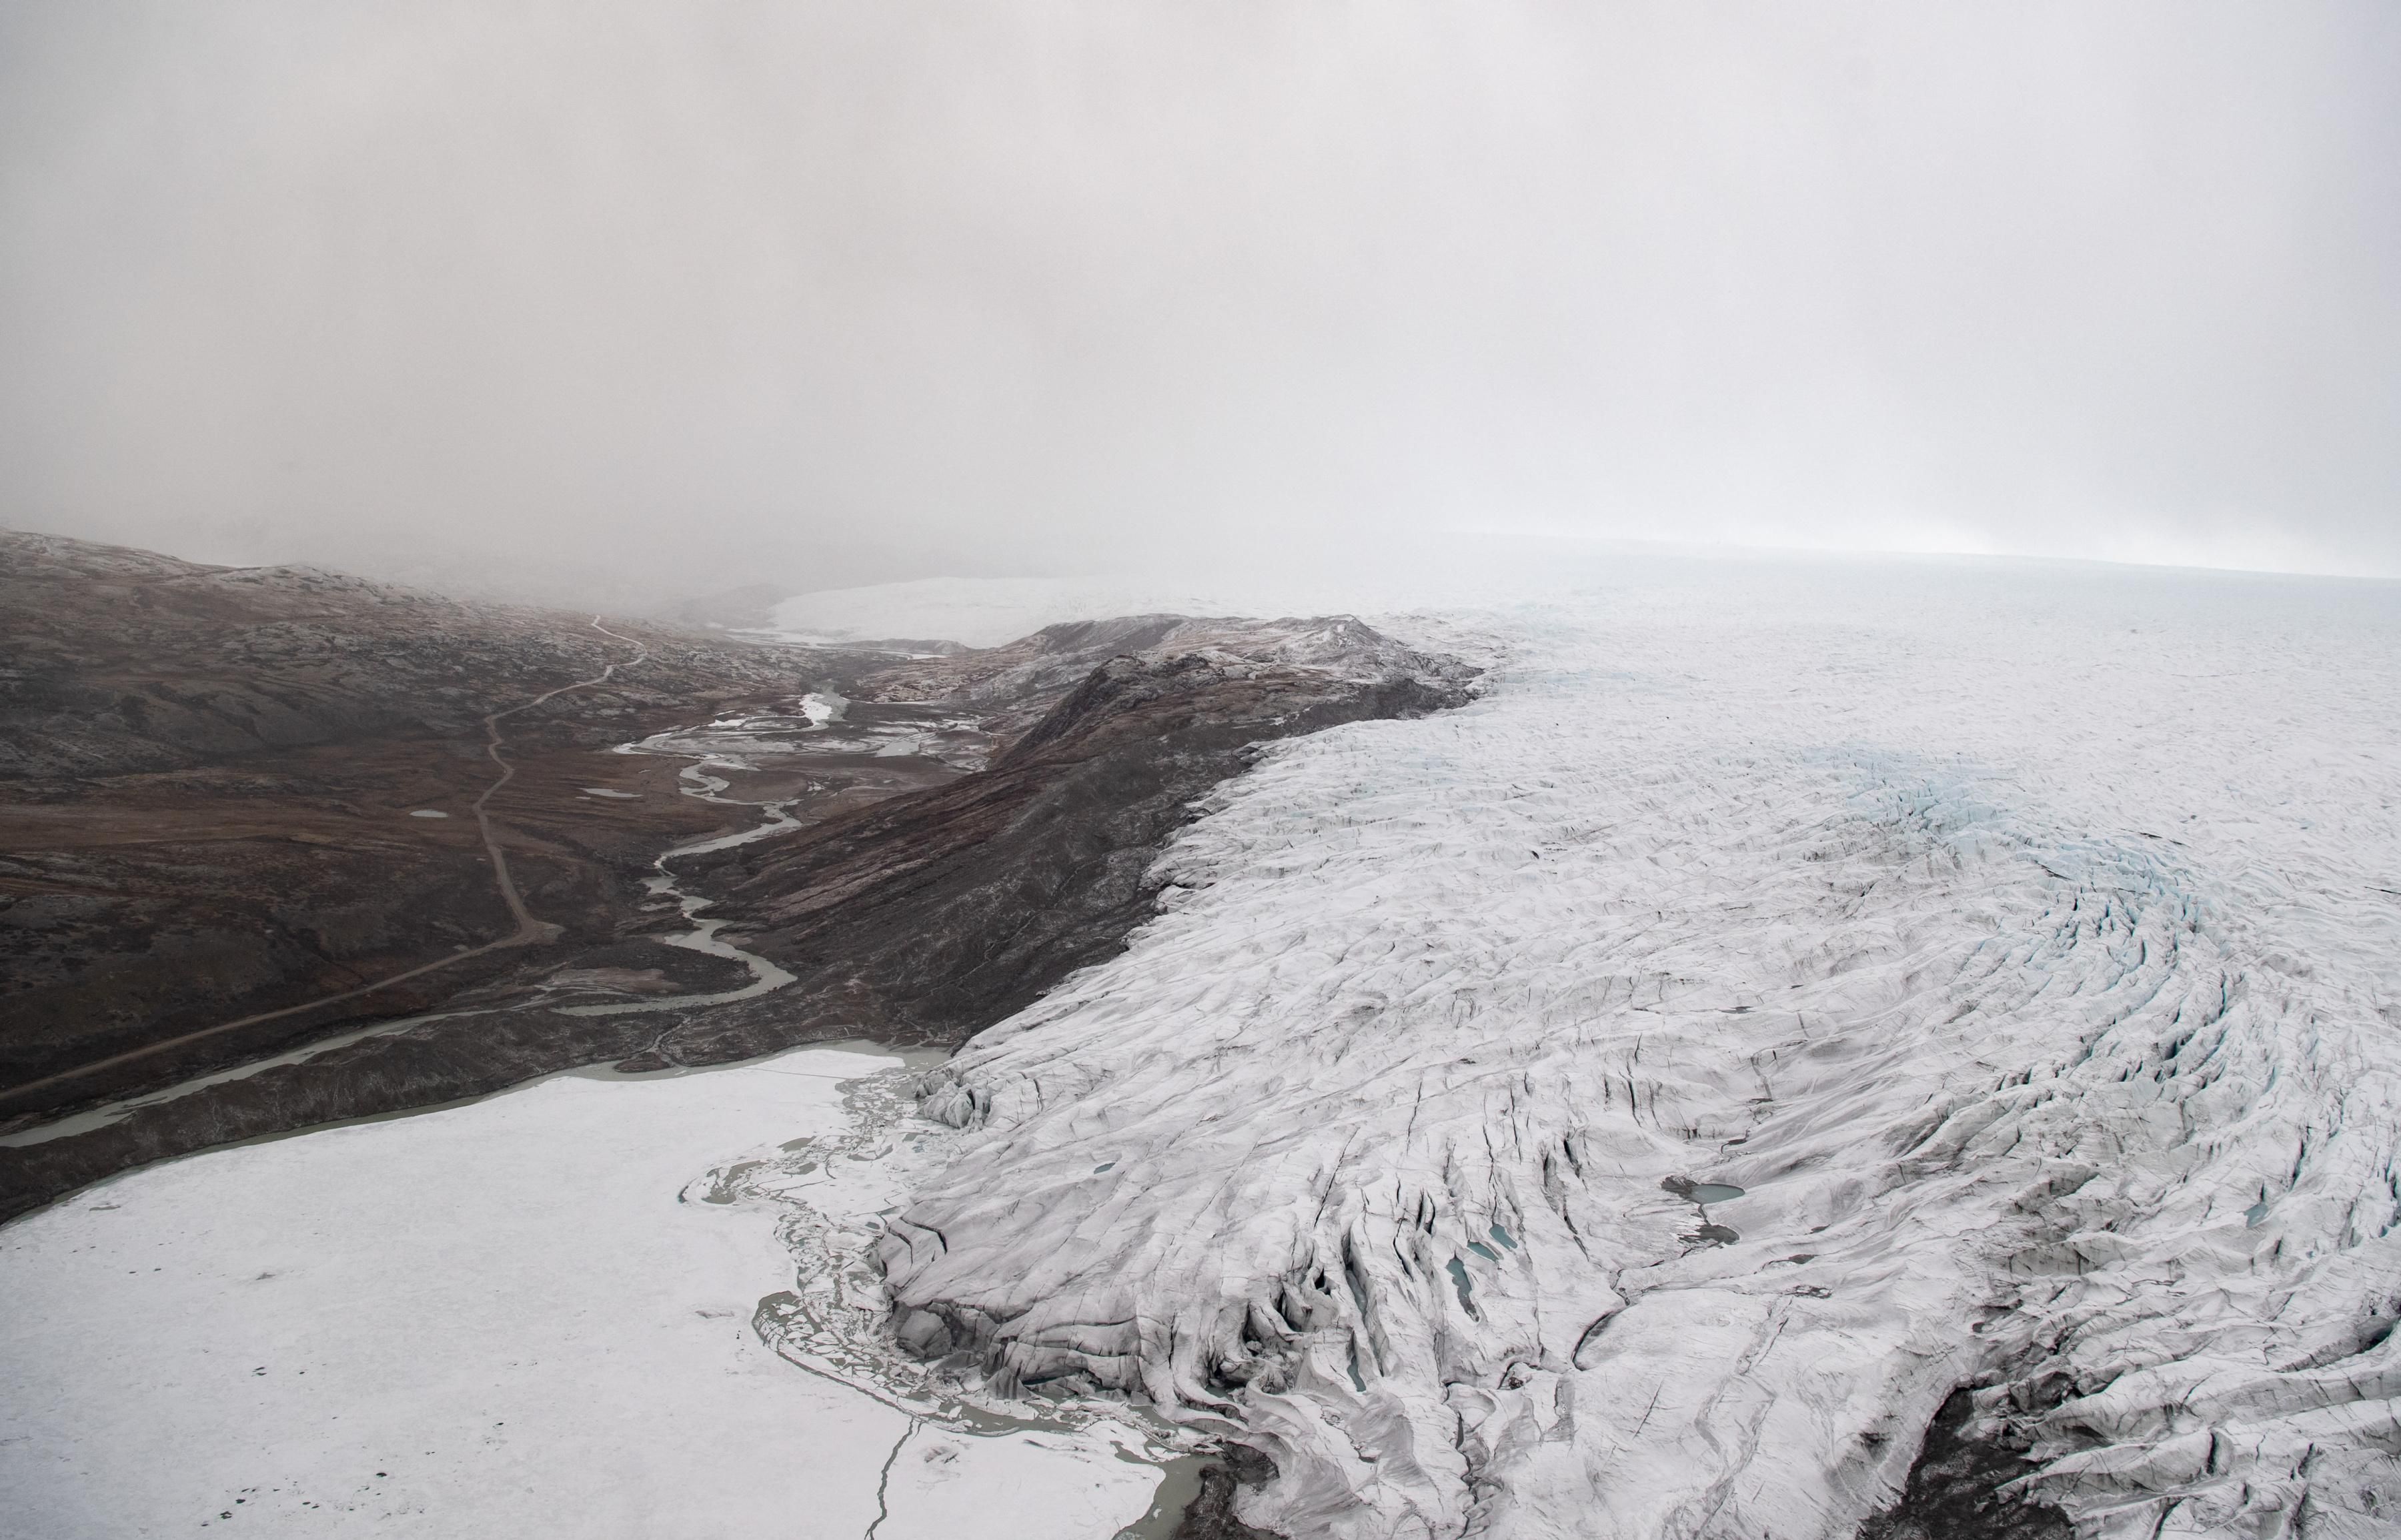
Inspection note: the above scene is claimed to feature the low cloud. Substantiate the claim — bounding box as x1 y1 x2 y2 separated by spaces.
3 1 2396 601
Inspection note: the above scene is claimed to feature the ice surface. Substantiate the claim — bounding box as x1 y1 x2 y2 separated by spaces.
876 564 2401 1538
0 1049 1170 1539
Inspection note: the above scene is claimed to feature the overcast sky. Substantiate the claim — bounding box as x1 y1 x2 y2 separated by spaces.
3 1 2396 603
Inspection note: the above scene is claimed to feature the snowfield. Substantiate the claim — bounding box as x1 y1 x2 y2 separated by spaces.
0 1048 1173 1540
878 560 2401 1539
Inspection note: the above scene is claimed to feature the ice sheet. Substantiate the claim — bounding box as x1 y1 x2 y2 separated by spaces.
879 562 2401 1538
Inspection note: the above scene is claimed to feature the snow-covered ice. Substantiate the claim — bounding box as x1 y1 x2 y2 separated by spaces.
878 559 2401 1539
0 1048 1172 1539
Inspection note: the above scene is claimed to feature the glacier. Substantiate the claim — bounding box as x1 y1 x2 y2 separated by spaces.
866 562 2401 1539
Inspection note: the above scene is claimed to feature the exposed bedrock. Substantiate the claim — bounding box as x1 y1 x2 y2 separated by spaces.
1173 1448 1288 1540
872 623 2401 1539
0 618 1475 1219
675 641 1477 1055
0 530 803 780
0 529 847 1109
1859 1390 2071 1540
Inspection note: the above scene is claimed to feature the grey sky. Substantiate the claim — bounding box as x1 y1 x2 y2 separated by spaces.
3 1 2396 602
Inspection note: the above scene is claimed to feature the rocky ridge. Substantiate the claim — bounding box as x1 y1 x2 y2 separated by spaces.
0 533 1477 1225
672 621 1478 1056
1 530 848 1108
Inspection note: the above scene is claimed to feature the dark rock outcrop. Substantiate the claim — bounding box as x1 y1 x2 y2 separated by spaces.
1859 1389 2074 1540
0 530 812 781
0 576 1475 1219
672 640 1475 1056
1172 1449 1286 1540
0 530 850 1106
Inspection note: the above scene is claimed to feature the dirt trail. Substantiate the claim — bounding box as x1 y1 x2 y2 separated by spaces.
470 618 649 943
3 620 648 1103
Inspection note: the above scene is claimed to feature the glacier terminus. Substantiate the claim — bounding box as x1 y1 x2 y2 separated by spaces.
873 560 2401 1539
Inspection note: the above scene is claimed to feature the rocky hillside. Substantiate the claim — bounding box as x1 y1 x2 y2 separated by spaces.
0 531 808 780
0 533 1477 1223
673 625 1479 1055
0 532 849 1110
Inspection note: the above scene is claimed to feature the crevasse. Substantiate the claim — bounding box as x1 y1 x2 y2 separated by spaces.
876 580 2401 1539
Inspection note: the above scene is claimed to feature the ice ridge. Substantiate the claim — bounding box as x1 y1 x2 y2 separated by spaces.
871 586 2401 1539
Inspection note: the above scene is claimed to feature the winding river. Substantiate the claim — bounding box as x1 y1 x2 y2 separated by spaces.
0 676 828 1148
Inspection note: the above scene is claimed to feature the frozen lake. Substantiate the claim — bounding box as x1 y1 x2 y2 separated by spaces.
0 1048 1170 1539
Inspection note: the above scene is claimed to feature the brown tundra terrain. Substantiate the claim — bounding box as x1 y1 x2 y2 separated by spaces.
0 530 1475 1220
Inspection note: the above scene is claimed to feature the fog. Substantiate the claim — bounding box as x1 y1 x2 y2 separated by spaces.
3 1 2396 606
